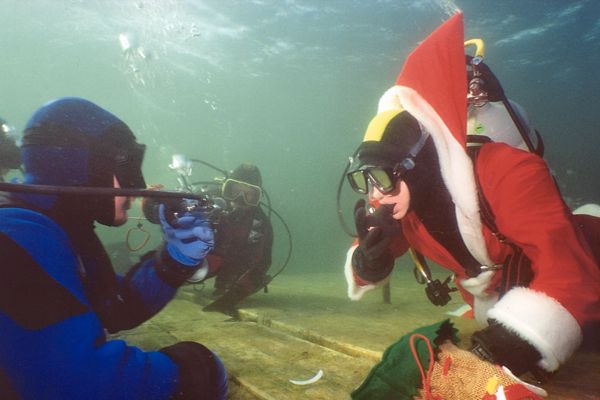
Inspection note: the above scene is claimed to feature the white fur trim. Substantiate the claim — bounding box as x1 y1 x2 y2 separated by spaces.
460 271 499 325
460 270 495 296
573 203 600 217
488 287 582 372
344 245 382 300
378 86 405 113
381 85 493 267
500 366 548 397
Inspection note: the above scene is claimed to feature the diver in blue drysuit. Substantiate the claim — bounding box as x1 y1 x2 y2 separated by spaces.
0 98 228 400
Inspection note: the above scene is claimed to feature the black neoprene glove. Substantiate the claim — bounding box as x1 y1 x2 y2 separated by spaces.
351 199 397 282
470 320 542 376
160 341 228 400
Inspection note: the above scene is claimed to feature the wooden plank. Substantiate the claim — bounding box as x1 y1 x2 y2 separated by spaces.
117 269 600 399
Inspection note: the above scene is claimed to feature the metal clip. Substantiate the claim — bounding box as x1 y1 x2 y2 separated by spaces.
480 264 503 272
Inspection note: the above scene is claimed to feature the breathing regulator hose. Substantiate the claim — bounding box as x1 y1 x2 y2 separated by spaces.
187 158 293 279
336 148 360 238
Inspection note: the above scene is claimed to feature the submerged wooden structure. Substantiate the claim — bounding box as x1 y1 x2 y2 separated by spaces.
118 269 599 399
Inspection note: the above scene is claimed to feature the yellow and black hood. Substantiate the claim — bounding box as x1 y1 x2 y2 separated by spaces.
356 109 425 168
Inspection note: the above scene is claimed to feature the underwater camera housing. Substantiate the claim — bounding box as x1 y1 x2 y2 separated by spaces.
141 194 225 228
142 154 228 228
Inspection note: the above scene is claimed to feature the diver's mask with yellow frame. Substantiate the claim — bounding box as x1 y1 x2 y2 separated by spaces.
221 178 262 206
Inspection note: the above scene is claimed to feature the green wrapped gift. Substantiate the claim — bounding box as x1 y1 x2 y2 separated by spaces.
352 320 458 400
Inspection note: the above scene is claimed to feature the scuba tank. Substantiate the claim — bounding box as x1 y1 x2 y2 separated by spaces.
410 39 545 306
464 38 544 156
467 99 540 153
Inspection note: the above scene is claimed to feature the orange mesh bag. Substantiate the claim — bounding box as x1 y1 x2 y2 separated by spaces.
414 339 547 400
352 320 547 400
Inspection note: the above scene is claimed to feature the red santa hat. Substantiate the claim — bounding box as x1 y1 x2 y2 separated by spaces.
378 12 493 268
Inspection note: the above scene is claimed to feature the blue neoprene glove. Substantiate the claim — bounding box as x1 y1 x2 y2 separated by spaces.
159 204 214 266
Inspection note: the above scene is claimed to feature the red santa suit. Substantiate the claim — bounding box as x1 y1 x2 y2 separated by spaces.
344 13 600 373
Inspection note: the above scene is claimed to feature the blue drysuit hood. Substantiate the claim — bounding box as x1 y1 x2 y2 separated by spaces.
19 97 146 225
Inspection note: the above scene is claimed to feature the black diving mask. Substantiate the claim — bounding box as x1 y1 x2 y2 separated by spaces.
347 124 429 195
346 158 415 195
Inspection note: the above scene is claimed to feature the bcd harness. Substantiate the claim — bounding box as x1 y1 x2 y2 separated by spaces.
412 40 541 306
412 137 535 307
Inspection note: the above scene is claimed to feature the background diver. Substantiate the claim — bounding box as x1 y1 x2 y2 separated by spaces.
143 162 276 316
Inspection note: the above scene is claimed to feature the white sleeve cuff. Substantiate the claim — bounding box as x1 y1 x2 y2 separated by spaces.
344 245 385 300
487 287 582 372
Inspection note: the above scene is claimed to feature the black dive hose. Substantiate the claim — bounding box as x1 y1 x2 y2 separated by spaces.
0 180 293 278
262 188 273 220
336 150 359 238
191 160 289 279
501 98 538 154
189 158 230 177
192 180 275 222
0 182 210 203
258 200 292 281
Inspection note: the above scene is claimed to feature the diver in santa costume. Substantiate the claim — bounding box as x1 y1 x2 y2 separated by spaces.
343 13 600 377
